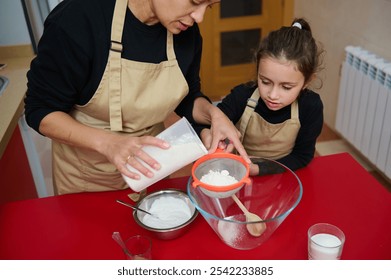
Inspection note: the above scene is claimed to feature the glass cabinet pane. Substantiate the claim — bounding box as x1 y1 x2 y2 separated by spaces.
221 29 261 66
221 0 262 18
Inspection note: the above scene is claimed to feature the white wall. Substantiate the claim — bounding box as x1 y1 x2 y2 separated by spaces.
294 0 391 129
0 0 31 45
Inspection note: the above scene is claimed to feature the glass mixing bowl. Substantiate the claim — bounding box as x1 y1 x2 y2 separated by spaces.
187 158 303 250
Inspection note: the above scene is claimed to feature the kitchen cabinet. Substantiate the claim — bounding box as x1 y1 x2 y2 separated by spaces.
0 125 37 204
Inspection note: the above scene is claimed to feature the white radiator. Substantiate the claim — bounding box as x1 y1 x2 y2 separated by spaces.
335 46 391 179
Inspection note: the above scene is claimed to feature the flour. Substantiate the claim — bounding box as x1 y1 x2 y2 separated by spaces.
217 215 245 247
200 170 238 186
142 196 192 229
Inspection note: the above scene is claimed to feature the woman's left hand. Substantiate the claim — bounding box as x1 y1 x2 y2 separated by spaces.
193 98 250 163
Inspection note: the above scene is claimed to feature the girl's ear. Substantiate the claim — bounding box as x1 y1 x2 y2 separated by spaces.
303 74 316 89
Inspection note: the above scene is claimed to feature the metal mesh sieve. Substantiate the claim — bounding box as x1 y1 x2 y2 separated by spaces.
191 153 250 198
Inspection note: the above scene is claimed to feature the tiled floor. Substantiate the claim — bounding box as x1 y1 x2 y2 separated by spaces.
315 124 391 192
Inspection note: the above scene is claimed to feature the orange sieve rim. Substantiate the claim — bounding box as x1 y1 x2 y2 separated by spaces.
191 152 250 192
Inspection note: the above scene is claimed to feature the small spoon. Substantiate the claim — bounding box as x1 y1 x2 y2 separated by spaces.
231 194 266 237
116 199 157 217
112 231 129 254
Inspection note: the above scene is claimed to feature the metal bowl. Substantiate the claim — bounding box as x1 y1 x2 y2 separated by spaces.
133 189 198 240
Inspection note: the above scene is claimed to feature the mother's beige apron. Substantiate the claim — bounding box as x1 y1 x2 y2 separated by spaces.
237 88 301 159
52 0 188 194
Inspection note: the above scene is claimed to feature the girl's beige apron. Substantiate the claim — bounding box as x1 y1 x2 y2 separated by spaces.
52 0 188 194
237 88 301 159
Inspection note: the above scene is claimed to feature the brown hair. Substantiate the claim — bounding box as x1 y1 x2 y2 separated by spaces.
253 18 324 87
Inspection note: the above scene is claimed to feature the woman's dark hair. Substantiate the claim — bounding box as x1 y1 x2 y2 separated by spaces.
253 18 324 87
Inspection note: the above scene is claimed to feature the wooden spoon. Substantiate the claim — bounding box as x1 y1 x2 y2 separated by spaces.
231 194 266 237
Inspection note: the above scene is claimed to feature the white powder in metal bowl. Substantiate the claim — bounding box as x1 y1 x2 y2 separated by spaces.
142 196 192 229
200 170 238 185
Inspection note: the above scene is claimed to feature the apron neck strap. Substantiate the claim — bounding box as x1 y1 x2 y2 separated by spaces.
110 0 127 51
291 99 299 119
108 0 128 131
166 31 176 60
239 88 259 141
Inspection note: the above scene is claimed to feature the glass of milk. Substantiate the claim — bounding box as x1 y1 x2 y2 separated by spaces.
308 223 345 260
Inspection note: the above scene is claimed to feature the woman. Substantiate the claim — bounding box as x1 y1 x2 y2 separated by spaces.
24 0 247 194
200 18 324 175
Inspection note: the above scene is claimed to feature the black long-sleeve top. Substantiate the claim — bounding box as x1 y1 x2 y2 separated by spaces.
217 83 323 171
24 0 208 133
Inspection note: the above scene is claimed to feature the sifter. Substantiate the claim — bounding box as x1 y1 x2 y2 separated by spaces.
191 150 251 198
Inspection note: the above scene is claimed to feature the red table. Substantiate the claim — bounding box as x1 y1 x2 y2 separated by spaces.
1 153 390 260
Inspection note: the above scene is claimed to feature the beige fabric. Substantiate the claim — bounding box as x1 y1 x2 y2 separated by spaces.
237 88 301 160
53 0 188 194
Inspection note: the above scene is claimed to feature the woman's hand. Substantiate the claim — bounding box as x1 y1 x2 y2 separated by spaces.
39 111 169 180
101 134 170 180
208 110 242 153
200 128 211 148
200 126 235 152
193 98 250 163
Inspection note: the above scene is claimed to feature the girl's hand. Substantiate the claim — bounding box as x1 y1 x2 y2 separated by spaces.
249 162 260 176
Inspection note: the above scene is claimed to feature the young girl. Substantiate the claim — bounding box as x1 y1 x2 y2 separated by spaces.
201 18 324 175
